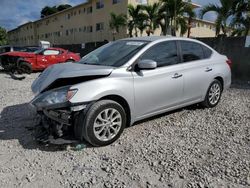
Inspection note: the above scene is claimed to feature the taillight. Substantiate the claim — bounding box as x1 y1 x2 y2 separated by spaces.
226 59 232 68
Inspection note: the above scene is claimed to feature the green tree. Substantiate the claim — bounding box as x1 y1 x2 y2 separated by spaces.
109 12 127 40
0 27 8 46
41 6 58 18
136 13 148 36
57 4 72 12
161 0 195 36
41 4 72 18
141 3 161 36
231 0 250 36
200 0 233 36
127 4 143 37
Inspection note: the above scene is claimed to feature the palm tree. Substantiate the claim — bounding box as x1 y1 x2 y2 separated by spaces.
231 17 250 36
127 4 142 37
136 13 148 36
109 12 127 40
161 0 195 36
141 3 161 36
200 0 233 36
231 0 250 36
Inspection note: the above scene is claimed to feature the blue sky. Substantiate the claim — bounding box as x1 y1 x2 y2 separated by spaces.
0 0 219 31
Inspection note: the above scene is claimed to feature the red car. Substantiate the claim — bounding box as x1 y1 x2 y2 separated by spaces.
0 48 81 73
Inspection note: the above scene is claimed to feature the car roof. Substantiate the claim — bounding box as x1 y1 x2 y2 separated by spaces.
121 35 175 42
120 35 204 43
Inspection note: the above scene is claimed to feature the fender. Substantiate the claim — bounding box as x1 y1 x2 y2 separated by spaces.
16 57 34 67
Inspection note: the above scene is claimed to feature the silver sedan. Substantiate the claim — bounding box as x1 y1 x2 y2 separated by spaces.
31 36 231 146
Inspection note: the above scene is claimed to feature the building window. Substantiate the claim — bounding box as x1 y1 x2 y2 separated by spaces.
87 26 93 33
113 0 121 4
79 9 81 14
66 30 69 36
136 0 147 5
87 6 92 14
96 22 104 31
96 0 104 9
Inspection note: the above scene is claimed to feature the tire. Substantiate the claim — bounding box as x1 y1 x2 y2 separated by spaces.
201 79 222 108
74 100 126 146
19 61 32 74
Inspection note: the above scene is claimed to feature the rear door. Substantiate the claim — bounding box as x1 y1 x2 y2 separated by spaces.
179 40 214 102
132 41 184 119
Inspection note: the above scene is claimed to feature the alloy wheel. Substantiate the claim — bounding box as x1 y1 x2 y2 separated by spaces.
208 83 221 105
93 108 122 142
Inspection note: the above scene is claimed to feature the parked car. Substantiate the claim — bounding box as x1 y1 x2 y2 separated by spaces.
0 47 81 73
30 36 231 146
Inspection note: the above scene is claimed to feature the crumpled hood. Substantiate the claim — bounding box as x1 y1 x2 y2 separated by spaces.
32 63 114 94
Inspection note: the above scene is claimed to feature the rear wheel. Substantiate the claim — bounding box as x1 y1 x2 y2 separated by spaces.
74 100 126 146
201 79 222 108
19 62 32 74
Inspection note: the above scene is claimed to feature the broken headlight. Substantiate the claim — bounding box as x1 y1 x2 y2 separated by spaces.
31 86 78 108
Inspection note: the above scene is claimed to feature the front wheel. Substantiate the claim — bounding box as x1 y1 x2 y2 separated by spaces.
201 79 222 108
74 100 126 146
19 62 32 74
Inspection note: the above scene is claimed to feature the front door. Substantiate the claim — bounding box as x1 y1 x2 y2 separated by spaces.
132 41 184 120
37 49 61 69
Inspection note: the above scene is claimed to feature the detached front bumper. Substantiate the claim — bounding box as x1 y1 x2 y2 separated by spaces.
30 101 89 144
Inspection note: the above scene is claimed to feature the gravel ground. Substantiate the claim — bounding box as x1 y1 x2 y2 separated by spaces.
0 71 249 188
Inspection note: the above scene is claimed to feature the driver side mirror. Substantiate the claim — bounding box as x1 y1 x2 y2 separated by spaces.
138 59 157 70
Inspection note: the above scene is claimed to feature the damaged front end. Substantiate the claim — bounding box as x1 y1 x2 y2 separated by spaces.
30 86 89 144
0 55 19 71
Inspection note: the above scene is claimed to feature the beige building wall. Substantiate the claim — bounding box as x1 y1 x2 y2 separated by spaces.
8 0 217 46
8 22 36 46
31 0 128 45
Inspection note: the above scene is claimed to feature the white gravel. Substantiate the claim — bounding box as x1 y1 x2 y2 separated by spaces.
0 72 249 188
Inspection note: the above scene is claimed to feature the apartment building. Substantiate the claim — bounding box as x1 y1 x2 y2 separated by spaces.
8 0 218 46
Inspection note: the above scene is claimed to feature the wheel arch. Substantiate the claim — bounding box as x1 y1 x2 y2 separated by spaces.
65 59 75 62
214 76 224 91
99 95 131 127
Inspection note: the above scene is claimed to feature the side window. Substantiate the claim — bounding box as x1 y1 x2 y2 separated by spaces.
180 41 204 62
43 50 60 55
140 41 179 67
202 45 212 58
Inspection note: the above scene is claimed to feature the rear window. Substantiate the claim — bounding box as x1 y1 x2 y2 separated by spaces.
202 45 213 58
180 41 204 62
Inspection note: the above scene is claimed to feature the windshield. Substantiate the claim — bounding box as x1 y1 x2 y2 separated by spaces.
34 49 44 54
78 40 148 67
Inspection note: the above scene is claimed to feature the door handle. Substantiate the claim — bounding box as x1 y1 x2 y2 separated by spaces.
205 67 213 72
172 73 183 79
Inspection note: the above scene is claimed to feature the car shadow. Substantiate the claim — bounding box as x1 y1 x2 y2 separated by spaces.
132 103 204 127
0 103 88 151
